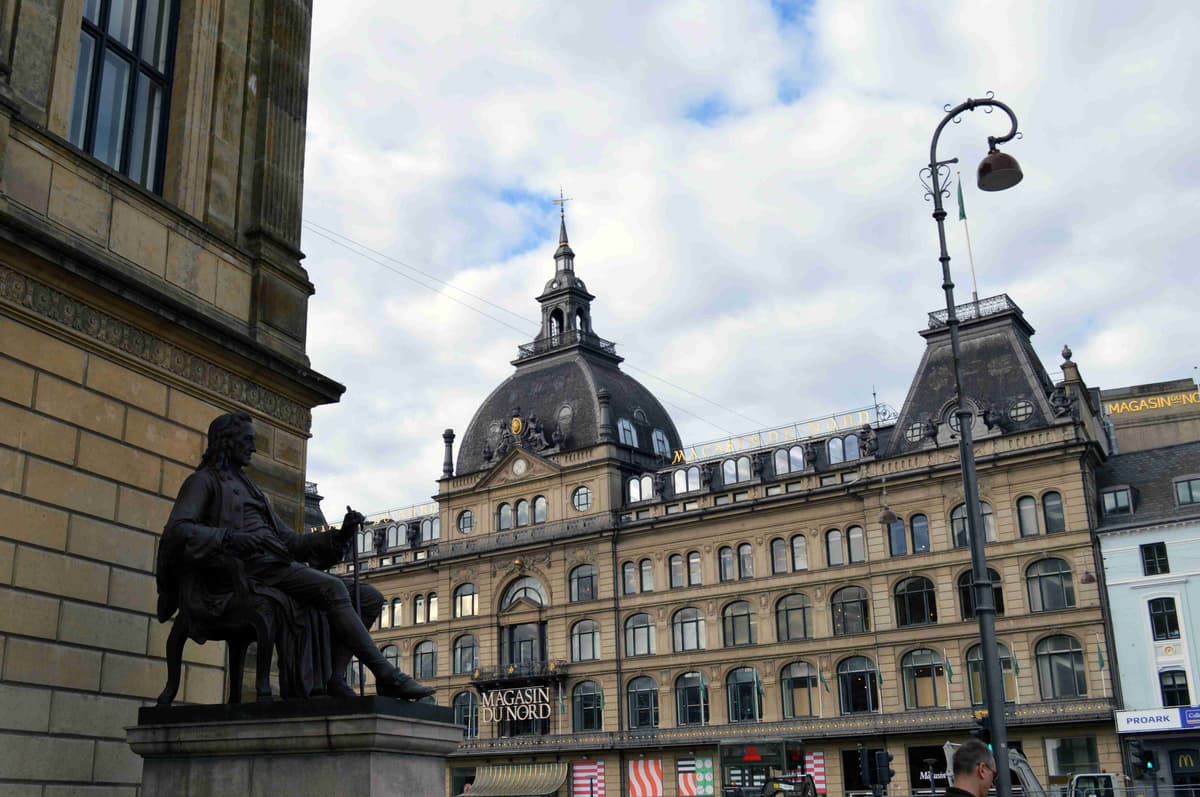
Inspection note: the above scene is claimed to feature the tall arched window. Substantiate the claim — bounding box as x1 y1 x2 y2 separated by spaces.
624 613 656 657
888 518 907 556
1017 496 1039 536
826 529 845 567
781 662 817 718
674 466 700 494
570 564 598 602
453 583 478 618
641 475 653 501
958 568 1005 620
414 594 426 624
640 558 654 592
831 586 869 635
837 656 879 714
379 600 391 628
675 672 709 726
776 594 812 641
549 309 563 341
791 535 808 570
718 546 735 582
1036 635 1087 699
515 499 530 527
688 551 703 585
894 577 937 627
571 619 600 662
453 635 477 675
951 502 996 547
533 495 548 524
910 514 931 553
413 640 436 679
421 517 439 542
500 576 547 609
847 526 866 563
382 644 400 670
622 561 638 595
1042 491 1065 534
843 434 860 461
669 554 685 588
673 469 687 495
427 593 438 622
722 456 752 484
672 608 706 652
737 543 754 579
775 446 805 475
1026 558 1075 612
771 538 788 574
722 601 755 647
627 676 659 729
966 642 1016 705
901 649 945 708
390 598 403 627
357 528 374 555
386 524 402 548
497 503 512 531
453 691 479 738
727 668 763 723
828 437 845 465
573 681 603 731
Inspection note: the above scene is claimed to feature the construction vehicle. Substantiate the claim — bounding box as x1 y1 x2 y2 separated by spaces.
760 772 819 797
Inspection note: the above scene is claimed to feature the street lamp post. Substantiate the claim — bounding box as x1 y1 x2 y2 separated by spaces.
923 95 1023 797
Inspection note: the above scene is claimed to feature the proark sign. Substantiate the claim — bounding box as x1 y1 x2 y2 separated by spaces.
479 686 552 723
1116 707 1200 733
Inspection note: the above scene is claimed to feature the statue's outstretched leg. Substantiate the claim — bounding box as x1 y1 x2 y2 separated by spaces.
327 581 384 698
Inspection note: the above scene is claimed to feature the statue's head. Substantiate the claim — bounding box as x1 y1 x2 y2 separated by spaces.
199 412 256 470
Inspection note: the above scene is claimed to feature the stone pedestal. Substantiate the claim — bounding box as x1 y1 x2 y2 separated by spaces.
128 697 462 797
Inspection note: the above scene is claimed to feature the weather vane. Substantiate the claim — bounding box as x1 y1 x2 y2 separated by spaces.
552 187 572 219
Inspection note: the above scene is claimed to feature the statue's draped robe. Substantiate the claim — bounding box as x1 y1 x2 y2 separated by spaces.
156 466 345 698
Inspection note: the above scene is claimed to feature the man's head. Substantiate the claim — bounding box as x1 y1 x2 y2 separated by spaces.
952 740 996 797
200 412 256 471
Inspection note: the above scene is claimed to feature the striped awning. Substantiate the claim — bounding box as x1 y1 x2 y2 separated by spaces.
457 762 569 796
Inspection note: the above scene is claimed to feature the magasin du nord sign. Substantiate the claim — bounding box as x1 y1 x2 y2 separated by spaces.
479 686 553 723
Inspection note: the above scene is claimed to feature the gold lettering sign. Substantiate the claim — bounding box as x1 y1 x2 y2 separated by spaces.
1107 391 1200 415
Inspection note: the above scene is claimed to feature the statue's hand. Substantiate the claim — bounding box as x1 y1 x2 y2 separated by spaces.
227 532 265 556
338 507 364 542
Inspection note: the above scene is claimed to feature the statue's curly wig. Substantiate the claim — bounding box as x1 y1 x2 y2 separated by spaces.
199 411 254 470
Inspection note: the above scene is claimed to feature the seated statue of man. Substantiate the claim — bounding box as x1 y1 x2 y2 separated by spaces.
156 411 433 701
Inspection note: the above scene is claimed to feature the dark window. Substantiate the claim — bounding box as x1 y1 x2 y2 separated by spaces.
718 546 735 582
627 676 659 729
888 518 907 556
1017 496 1039 536
672 608 706 652
895 576 937 627
1149 598 1181 641
669 554 685 588
382 644 400 670
497 503 512 531
687 551 703 585
1036 635 1087 699
623 561 638 595
722 601 755 647
413 641 436 679
533 496 548 524
1102 488 1131 515
951 502 997 547
499 622 544 668
570 564 598 602
737 543 754 579
1141 542 1170 576
640 558 654 592
675 672 709 726
771 538 788 574
781 662 816 718
958 568 1005 620
1026 558 1076 612
1177 477 1200 506
910 514 931 553
573 681 603 732
624 613 655 656
726 668 763 723
966 643 1016 705
837 656 879 714
791 535 808 570
571 619 600 661
1042 491 1065 533
826 529 844 567
453 583 477 618
452 635 477 675
901 649 944 708
1160 670 1190 707
453 691 478 738
775 594 812 641
69 0 178 192
831 586 869 635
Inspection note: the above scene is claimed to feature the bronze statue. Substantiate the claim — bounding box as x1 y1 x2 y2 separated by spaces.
155 411 433 702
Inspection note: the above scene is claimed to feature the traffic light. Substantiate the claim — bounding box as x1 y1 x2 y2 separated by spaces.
875 750 896 788
970 709 993 748
1145 750 1156 773
859 748 872 786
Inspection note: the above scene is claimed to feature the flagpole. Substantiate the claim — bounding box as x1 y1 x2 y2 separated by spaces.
957 173 981 307
943 648 953 709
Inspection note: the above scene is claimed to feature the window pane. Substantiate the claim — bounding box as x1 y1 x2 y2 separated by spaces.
888 519 907 556
139 0 171 71
1043 492 1065 534
84 0 102 23
106 0 139 48
1018 497 1039 536
69 32 98 148
127 76 163 189
911 515 930 553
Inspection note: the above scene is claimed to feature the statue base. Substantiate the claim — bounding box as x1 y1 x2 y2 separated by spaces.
128 697 461 797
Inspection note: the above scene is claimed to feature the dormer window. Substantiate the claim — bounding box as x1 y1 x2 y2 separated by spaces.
1102 487 1132 515
652 429 670 457
1175 477 1200 506
628 475 653 503
618 418 638 446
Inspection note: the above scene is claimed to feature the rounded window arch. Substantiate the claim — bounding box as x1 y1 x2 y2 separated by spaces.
500 576 547 609
622 561 637 595
901 648 945 708
639 558 654 592
515 499 530 527
721 600 755 647
570 619 600 662
687 550 703 585
781 661 817 718
1036 635 1086 699
776 593 812 641
951 501 996 547
737 542 754 578
497 502 513 531
456 510 474 534
770 537 788 574
831 586 869 635
847 525 866 563
532 495 548 524
966 642 1016 705
413 593 426 624
791 534 808 570
386 524 402 548
570 564 598 602
1026 558 1076 612
627 676 659 729
549 308 564 340
672 607 706 652
624 612 656 656
571 486 593 512
826 529 845 567
775 445 805 475
843 434 860 461
669 553 685 588
894 576 937 627
957 568 1005 620
675 671 710 726
381 644 400 670
413 640 436 679
1017 495 1039 536
1042 490 1065 534
718 546 735 582
453 691 479 738
910 513 930 553
572 680 603 731
726 667 763 723
837 656 879 714
453 583 478 618
390 598 403 627
828 436 845 465
452 634 477 675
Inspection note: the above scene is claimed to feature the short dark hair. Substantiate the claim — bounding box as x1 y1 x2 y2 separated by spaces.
953 740 995 776
199 411 254 470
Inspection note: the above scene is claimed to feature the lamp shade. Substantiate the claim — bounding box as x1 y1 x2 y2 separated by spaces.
977 148 1023 192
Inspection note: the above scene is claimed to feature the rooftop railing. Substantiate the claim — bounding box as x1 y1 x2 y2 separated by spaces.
927 293 1021 328
516 329 618 361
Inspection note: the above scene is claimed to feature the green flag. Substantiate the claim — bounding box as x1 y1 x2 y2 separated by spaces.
1012 655 1020 676
818 669 831 694
943 650 956 683
1096 643 1106 670
957 177 967 221
559 688 565 714
754 670 764 698
598 689 605 709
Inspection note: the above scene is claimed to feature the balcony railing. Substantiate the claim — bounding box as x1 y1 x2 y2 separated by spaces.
927 293 1021 328
471 660 570 687
516 329 618 361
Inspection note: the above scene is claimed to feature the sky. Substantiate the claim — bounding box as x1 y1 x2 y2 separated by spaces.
300 1 1200 518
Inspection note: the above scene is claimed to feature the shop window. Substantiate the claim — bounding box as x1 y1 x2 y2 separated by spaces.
453 691 478 738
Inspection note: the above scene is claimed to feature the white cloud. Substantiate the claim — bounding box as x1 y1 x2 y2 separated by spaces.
302 1 1200 516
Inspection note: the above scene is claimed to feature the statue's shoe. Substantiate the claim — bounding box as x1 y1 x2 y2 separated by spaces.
326 679 358 699
377 672 435 701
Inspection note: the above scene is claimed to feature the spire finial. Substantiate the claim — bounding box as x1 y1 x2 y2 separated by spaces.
552 188 572 246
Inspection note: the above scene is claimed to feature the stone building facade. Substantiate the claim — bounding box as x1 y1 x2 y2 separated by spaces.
341 230 1125 797
0 1 339 792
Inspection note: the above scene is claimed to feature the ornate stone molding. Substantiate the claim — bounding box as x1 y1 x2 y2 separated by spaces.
0 263 311 430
